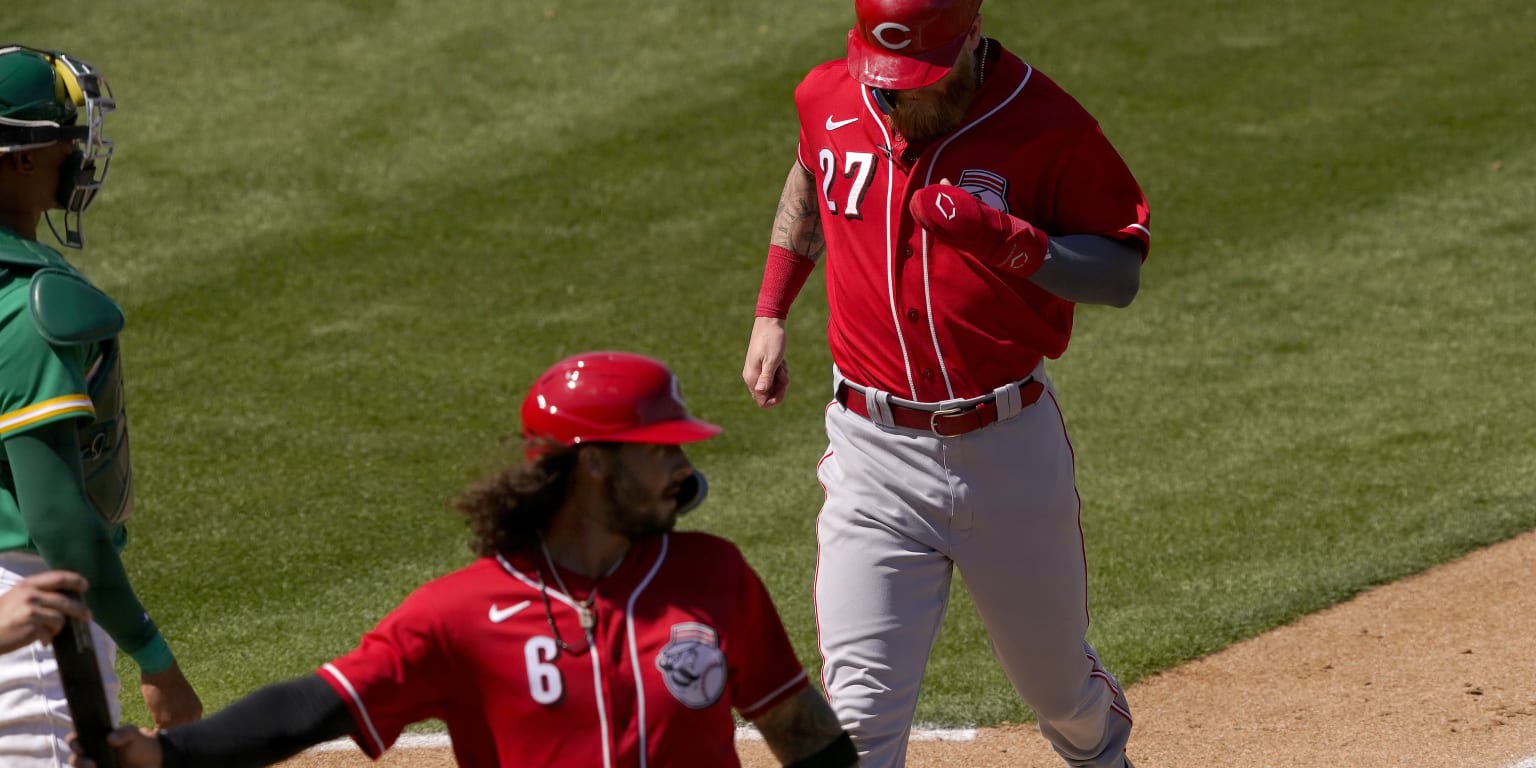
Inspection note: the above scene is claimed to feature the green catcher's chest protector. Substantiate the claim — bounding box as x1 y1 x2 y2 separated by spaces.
0 234 134 525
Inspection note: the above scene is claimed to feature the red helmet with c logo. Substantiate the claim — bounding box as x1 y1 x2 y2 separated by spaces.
846 0 982 90
519 351 722 461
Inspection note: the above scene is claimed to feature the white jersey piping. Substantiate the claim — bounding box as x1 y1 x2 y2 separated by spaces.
496 551 617 766
860 86 919 399
496 554 581 609
742 669 809 716
589 636 613 768
320 663 387 756
921 62 1035 398
626 534 669 768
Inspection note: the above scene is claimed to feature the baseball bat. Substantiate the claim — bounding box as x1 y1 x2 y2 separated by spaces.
52 604 120 768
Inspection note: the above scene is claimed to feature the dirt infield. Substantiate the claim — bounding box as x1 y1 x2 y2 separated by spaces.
282 529 1536 768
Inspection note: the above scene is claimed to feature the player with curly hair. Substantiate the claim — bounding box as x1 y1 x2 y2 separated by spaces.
74 352 857 768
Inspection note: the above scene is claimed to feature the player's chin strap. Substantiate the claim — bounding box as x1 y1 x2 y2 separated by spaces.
674 471 708 515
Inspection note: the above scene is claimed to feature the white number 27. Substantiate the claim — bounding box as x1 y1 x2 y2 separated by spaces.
817 149 876 219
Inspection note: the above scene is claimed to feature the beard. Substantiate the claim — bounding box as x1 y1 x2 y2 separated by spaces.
886 51 978 142
602 466 684 540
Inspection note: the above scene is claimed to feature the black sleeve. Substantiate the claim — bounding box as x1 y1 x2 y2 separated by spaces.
787 732 859 768
159 674 355 768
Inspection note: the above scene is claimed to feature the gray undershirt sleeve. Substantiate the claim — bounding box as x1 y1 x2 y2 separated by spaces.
1030 234 1144 307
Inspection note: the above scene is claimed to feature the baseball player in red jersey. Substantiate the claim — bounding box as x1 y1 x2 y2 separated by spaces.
72 353 859 768
741 1 1150 766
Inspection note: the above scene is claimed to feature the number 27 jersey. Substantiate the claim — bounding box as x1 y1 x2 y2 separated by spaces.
793 44 1151 401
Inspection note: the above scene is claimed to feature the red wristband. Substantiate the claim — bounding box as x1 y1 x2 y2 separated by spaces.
754 245 816 319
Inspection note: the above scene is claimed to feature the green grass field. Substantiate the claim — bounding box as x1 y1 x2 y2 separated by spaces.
11 0 1536 729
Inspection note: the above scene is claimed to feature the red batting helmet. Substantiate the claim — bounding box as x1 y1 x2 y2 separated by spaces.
519 351 722 460
847 0 982 90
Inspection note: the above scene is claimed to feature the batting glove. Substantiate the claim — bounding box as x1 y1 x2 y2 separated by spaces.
909 184 1050 277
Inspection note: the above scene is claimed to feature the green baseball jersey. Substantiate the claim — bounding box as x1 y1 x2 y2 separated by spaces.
0 234 105 552
0 226 170 674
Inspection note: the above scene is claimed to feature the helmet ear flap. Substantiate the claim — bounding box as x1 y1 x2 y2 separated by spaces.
674 472 708 514
871 87 896 114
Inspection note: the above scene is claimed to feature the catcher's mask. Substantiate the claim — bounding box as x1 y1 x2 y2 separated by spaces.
0 44 116 248
520 351 722 514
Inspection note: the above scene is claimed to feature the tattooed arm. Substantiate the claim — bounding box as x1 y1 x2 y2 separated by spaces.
750 687 859 766
771 163 826 260
745 163 828 409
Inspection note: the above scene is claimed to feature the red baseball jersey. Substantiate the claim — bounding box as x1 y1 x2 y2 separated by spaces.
794 43 1151 402
317 532 809 767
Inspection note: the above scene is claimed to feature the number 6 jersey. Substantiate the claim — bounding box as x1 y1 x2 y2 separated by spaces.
317 532 809 767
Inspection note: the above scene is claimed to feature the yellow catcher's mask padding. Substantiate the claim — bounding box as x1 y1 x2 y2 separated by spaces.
53 56 85 108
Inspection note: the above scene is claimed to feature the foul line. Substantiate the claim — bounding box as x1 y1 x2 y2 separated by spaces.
1505 758 1536 768
309 734 448 753
736 724 976 742
307 725 977 753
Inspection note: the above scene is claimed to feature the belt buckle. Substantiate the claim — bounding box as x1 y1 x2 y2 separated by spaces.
929 406 968 438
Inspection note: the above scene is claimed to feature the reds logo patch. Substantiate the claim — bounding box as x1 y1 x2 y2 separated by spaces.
955 169 1011 214
656 622 727 709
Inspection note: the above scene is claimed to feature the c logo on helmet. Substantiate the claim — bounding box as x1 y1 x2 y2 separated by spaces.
872 22 913 50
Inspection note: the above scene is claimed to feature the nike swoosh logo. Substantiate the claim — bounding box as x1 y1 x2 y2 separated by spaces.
825 116 859 131
489 600 532 623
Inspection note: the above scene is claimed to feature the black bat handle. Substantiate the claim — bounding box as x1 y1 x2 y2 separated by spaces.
52 606 120 768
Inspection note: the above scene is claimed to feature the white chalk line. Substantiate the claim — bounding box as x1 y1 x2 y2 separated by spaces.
306 725 977 753
735 724 976 742
1505 757 1536 768
308 734 449 753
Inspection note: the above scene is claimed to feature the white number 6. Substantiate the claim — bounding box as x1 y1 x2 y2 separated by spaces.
525 636 563 705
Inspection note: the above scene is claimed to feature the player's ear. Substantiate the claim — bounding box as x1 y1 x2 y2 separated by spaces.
0 150 34 174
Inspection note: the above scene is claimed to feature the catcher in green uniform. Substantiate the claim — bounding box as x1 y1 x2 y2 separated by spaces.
0 44 202 765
